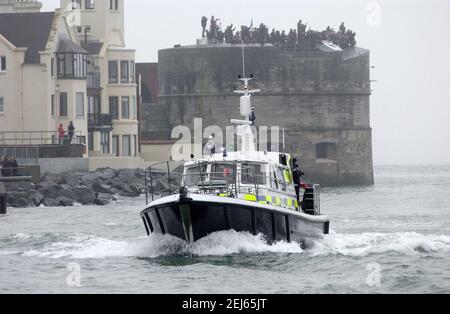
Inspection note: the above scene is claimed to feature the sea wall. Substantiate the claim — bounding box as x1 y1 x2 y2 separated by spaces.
4 168 179 208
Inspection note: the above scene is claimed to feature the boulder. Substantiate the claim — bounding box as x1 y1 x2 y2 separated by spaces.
38 184 64 200
79 173 100 188
30 191 44 207
43 196 74 207
92 182 115 195
4 181 35 193
97 168 119 182
94 198 110 206
71 186 96 205
6 192 36 208
59 172 82 187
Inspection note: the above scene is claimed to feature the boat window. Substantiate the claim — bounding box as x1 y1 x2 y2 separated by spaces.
241 163 267 185
211 163 236 183
270 166 279 190
184 164 207 187
275 167 287 191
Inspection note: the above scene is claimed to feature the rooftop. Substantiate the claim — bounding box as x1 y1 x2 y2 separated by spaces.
0 11 54 63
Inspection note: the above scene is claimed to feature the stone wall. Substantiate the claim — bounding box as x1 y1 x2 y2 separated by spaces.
157 44 374 186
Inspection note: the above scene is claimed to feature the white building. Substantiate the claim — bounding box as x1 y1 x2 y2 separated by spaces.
0 4 89 148
61 0 139 157
0 0 139 160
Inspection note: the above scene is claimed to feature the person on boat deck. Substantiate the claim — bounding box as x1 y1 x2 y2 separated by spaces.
204 136 216 155
250 107 256 125
292 158 302 202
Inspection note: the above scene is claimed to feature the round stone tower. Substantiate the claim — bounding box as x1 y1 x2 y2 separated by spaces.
158 43 374 186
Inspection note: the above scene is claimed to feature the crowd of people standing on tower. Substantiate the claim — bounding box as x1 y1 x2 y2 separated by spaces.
201 16 357 49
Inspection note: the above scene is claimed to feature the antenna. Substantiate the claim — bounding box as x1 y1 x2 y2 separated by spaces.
241 40 246 78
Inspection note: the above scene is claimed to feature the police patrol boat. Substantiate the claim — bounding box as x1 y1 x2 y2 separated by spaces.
140 75 330 246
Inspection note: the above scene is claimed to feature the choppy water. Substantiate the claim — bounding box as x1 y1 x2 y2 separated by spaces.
1 165 450 294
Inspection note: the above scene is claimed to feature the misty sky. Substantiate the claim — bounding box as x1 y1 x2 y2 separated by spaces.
42 0 450 165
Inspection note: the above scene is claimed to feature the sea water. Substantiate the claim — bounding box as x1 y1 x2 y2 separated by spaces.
0 165 449 294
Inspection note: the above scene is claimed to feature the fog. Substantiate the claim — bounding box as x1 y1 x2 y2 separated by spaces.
43 0 450 165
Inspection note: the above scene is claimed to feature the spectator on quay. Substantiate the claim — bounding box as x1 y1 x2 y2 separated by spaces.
11 156 19 177
68 121 75 144
2 156 11 177
58 124 65 145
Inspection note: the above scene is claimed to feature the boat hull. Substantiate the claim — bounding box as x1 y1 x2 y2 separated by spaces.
141 195 330 246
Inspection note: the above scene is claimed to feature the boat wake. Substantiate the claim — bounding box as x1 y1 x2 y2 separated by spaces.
5 231 450 260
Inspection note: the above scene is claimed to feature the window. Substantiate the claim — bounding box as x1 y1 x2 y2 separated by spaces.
108 61 118 83
275 167 287 191
122 135 131 156
77 136 86 145
134 135 137 157
120 60 129 84
1 56 6 72
110 0 119 10
85 0 95 9
60 93 68 117
109 97 119 120
71 0 81 9
211 163 236 183
241 163 266 185
51 94 55 116
0 97 4 113
76 92 85 117
130 96 136 119
88 132 94 151
316 143 337 160
112 135 119 156
184 164 207 187
101 132 110 154
56 53 86 79
50 58 54 77
121 96 129 119
130 61 135 83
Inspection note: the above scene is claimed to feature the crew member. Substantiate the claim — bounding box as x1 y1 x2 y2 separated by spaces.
292 158 303 202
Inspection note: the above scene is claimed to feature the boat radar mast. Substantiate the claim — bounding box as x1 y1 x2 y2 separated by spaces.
231 45 261 153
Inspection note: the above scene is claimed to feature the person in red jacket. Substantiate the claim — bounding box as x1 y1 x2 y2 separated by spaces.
58 124 65 145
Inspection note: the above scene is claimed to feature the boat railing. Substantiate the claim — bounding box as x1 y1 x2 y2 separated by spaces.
144 160 298 206
144 161 183 204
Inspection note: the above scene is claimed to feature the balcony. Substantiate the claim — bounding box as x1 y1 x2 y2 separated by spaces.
87 72 101 89
88 114 113 131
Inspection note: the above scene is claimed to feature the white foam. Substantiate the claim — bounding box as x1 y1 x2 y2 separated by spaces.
12 233 33 240
21 231 302 260
309 232 450 257
19 231 450 260
191 230 303 256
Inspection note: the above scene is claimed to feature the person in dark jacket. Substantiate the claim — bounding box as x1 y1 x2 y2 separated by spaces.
2 156 11 177
68 121 75 144
250 107 256 126
292 158 304 202
11 156 19 177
